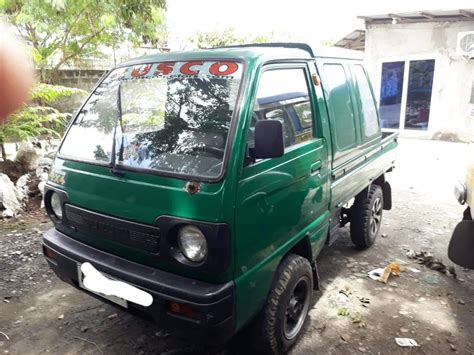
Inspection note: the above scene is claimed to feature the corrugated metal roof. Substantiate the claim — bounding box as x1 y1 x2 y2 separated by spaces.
334 30 366 51
358 9 474 24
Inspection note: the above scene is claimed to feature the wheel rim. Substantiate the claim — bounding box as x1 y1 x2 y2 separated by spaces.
369 197 383 239
283 278 311 340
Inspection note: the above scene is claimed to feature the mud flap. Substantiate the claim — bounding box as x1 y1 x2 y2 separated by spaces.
311 261 320 290
382 181 392 210
448 220 474 269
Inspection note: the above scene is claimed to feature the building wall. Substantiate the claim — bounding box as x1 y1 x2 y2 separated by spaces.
364 21 474 141
50 69 106 114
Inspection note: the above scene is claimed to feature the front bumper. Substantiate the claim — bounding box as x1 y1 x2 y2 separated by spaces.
42 228 235 343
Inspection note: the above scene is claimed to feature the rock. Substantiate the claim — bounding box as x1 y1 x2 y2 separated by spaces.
458 299 465 305
450 344 456 351
14 142 41 171
58 314 64 320
358 347 367 352
108 313 118 320
340 334 351 342
80 326 90 333
400 327 409 333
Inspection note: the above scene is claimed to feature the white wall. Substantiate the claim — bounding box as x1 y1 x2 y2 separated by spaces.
364 20 474 141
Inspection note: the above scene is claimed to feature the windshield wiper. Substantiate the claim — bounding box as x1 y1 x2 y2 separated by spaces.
110 83 125 177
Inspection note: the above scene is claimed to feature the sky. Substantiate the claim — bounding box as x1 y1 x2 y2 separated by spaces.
167 0 474 49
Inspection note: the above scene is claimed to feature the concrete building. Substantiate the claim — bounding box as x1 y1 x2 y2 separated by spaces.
358 9 474 141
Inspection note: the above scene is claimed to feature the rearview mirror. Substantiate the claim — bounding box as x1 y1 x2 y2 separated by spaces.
448 220 474 269
251 120 284 160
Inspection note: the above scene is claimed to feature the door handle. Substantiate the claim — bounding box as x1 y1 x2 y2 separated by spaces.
311 161 322 174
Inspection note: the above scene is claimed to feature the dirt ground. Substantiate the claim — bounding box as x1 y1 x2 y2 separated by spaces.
0 138 473 355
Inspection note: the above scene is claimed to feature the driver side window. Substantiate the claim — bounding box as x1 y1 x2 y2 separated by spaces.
247 67 314 151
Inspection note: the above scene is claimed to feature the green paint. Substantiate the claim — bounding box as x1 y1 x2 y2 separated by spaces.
49 45 398 334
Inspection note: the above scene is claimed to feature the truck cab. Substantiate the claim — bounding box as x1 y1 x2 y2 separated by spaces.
42 43 397 353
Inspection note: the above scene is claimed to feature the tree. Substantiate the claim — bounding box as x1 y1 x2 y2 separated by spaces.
320 39 336 47
0 0 167 81
190 27 270 49
0 83 86 160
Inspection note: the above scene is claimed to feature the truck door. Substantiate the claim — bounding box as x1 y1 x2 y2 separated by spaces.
234 63 330 324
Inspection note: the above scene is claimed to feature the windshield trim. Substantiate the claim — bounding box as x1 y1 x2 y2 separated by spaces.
56 57 247 183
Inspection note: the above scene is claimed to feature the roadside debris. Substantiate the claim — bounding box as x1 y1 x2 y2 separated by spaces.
107 313 118 320
368 262 401 283
0 141 55 217
73 336 103 354
395 338 419 347
338 307 350 316
405 250 456 277
0 173 22 217
340 334 351 342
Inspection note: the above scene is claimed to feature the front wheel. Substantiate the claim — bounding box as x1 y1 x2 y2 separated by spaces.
350 184 384 248
252 254 313 354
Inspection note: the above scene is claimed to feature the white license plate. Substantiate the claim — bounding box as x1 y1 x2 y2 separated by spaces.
77 262 153 308
77 263 128 308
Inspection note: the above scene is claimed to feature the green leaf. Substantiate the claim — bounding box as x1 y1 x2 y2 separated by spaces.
337 307 350 316
2 0 167 77
100 13 116 28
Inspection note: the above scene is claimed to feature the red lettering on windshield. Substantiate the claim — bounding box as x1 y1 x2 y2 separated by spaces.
180 61 203 75
155 62 175 76
209 61 239 76
131 64 152 78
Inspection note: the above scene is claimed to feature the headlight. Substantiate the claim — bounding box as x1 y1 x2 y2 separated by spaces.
50 192 63 219
454 181 467 205
177 225 207 262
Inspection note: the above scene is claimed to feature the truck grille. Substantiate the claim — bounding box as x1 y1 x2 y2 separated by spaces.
64 204 160 253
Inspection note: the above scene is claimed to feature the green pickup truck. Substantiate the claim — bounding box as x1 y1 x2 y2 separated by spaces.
42 43 397 353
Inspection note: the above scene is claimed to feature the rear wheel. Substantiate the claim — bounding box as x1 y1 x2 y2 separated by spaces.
350 185 384 248
252 254 313 354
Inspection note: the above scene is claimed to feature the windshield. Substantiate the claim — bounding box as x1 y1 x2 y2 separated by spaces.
59 60 243 178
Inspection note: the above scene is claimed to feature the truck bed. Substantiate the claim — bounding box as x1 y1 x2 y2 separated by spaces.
330 131 398 211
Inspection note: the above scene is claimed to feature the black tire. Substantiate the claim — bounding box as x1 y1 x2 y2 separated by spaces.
252 254 313 355
350 184 384 249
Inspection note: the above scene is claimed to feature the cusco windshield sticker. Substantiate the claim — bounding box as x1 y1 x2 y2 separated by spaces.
123 61 243 81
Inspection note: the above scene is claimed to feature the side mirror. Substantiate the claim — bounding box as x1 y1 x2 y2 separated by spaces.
448 220 474 269
251 120 284 160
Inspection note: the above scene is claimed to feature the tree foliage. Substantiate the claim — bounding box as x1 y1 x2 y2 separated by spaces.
0 0 167 80
0 83 86 160
190 27 270 49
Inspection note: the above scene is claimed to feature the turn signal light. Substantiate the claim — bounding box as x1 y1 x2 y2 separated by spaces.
43 245 58 265
167 301 198 319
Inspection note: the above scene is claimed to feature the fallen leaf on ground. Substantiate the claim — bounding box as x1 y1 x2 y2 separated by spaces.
337 307 350 316
340 334 351 342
